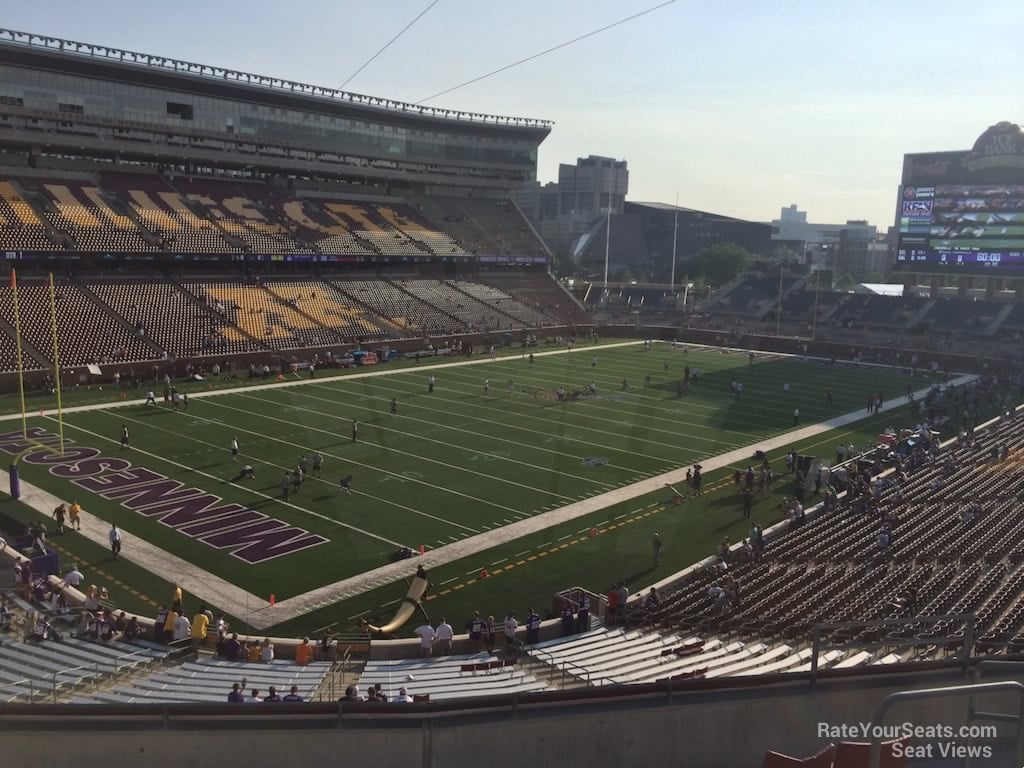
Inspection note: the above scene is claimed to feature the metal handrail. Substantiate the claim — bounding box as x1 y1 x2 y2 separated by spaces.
526 646 591 688
49 660 100 702
868 681 1024 768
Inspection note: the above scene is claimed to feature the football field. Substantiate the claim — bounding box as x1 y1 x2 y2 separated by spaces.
2 341 943 630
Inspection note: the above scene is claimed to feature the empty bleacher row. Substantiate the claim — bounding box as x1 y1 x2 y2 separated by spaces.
356 653 544 702
0 174 486 258
0 282 157 366
0 634 171 703
638 407 1024 657
0 274 569 370
72 657 332 705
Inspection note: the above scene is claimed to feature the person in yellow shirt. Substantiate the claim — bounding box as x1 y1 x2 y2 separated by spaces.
192 610 210 652
68 501 82 531
172 585 183 614
163 607 179 645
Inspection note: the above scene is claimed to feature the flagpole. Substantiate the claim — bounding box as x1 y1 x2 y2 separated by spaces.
670 191 678 289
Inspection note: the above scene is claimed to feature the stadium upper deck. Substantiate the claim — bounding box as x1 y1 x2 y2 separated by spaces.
0 29 551 193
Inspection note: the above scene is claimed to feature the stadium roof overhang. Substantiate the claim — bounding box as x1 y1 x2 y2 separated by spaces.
0 30 552 145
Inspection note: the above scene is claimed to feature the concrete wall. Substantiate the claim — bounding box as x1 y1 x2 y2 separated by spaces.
3 664 1020 768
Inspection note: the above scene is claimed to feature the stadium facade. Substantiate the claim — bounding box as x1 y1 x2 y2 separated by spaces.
0 29 550 196
893 121 1024 297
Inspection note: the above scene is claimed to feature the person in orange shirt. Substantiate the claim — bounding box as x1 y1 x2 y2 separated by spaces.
295 637 314 665
68 501 82 531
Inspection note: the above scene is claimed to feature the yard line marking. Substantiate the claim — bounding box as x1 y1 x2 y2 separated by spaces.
210 395 563 508
324 375 685 465
614 513 627 520
107 408 480 535
491 558 507 565
440 577 460 585
441 365 755 446
514 550 530 557
294 385 621 488
347 611 371 621
381 599 400 607
538 541 552 548
448 536 459 542
557 534 572 541
54 416 407 550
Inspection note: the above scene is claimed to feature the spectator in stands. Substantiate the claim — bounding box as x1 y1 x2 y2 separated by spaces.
173 612 191 642
283 685 303 703
260 638 275 662
525 608 541 645
163 604 179 644
263 686 281 703
392 687 413 703
503 611 518 650
465 611 484 652
342 686 361 702
63 563 84 591
247 642 261 662
577 595 591 633
191 608 209 652
435 618 454 655
606 584 620 625
560 603 575 636
414 621 435 657
222 632 241 661
483 616 496 654
227 683 245 704
245 689 262 703
124 616 142 640
295 637 314 665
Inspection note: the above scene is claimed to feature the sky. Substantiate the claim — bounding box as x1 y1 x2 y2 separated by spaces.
5 0 1023 227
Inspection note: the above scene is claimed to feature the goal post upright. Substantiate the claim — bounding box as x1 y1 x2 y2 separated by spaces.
7 268 65 502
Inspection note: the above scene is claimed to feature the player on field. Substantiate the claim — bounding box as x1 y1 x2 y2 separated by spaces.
231 438 239 461
182 393 189 411
291 467 303 494
390 398 398 417
339 474 353 494
427 375 435 393
312 452 323 478
144 390 157 406
484 378 490 393
784 383 790 395
298 454 309 477
120 425 130 450
351 419 358 443
826 388 833 406
280 471 291 500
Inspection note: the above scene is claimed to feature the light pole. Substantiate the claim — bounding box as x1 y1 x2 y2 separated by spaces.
670 191 679 289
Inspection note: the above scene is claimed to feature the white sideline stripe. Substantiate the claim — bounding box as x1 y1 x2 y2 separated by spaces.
0 339 643 424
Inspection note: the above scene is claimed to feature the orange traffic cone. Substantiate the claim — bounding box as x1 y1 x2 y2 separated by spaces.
269 594 276 607
419 544 425 556
590 527 597 538
479 569 489 580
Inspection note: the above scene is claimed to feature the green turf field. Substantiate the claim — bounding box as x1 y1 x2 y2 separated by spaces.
2 341 948 634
